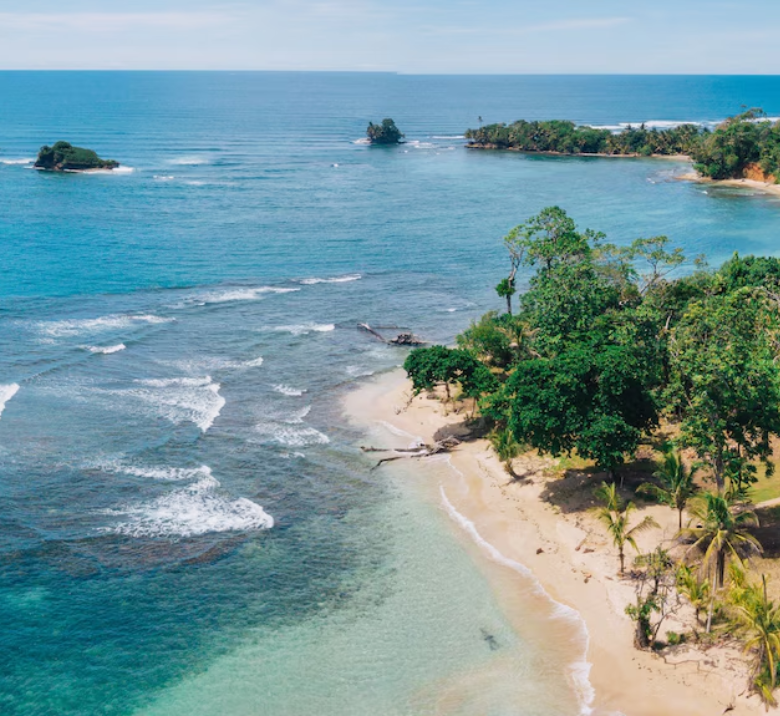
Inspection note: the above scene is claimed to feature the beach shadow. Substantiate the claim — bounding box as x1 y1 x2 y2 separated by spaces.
539 457 658 515
752 506 780 558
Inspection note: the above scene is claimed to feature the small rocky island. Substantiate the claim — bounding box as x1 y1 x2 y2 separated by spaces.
34 142 119 172
366 118 404 145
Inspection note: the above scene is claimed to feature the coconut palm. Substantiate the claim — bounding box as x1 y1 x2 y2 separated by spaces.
638 447 698 530
490 428 522 478
733 575 780 706
681 492 762 631
596 482 659 575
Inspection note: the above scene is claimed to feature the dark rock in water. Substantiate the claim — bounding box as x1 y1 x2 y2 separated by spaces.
366 118 404 145
34 141 119 172
389 333 426 346
480 628 500 651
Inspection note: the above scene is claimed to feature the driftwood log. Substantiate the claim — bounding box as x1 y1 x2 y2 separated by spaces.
361 436 461 469
358 323 427 346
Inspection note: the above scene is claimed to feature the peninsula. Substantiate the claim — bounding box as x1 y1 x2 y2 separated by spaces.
361 206 780 714
465 110 780 186
34 141 120 172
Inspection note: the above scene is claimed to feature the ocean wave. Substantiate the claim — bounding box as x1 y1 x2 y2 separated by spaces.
0 384 20 420
97 460 213 481
273 323 335 336
432 135 465 140
126 376 225 432
298 274 361 285
168 156 211 166
36 314 173 338
274 384 306 397
406 140 435 149
192 286 299 305
104 475 274 538
1 158 34 165
440 487 594 716
154 175 175 181
346 365 376 378
255 422 330 447
84 343 126 355
352 138 371 145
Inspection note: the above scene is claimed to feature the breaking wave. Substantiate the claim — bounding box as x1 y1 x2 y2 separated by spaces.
103 474 274 538
36 314 173 338
274 384 306 397
272 323 335 336
126 376 226 432
298 274 362 285
255 422 330 447
0 384 20 420
193 286 299 305
84 344 126 355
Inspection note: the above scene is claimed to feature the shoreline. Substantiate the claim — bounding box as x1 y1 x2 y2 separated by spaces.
344 369 766 716
677 171 780 198
465 144 691 161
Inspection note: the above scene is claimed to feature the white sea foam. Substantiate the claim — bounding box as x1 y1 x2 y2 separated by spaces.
105 475 274 538
376 420 424 448
439 487 594 715
432 135 465 139
127 376 225 432
274 384 306 397
0 384 20 420
406 140 435 149
154 175 175 181
98 460 213 482
255 422 330 447
168 156 210 166
273 323 335 336
195 286 299 304
346 365 376 378
242 356 265 368
353 138 371 145
84 343 126 355
298 274 361 285
1 158 34 165
37 314 173 338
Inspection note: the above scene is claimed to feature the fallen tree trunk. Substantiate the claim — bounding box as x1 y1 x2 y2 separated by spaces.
361 436 461 469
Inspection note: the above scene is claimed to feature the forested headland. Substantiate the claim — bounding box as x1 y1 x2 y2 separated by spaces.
404 208 780 703
465 110 780 182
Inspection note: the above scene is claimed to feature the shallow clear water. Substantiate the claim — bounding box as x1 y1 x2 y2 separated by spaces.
2 73 780 715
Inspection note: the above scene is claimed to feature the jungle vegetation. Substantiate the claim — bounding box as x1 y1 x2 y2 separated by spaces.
465 110 780 182
34 141 119 171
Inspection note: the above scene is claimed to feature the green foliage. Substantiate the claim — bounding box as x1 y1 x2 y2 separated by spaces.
596 482 659 574
681 493 761 596
34 141 119 171
691 109 780 181
637 446 698 530
489 428 523 476
366 118 404 145
665 288 780 492
465 119 704 156
676 564 710 625
403 345 497 402
731 575 780 706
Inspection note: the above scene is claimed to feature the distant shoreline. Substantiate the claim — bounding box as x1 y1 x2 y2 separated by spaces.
465 144 691 161
677 171 780 198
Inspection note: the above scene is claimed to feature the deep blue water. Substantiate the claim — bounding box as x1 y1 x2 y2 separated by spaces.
2 73 780 716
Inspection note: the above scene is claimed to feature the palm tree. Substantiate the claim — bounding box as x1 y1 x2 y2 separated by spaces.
596 482 659 575
676 564 710 626
638 447 698 530
490 428 522 478
733 575 780 707
681 492 762 632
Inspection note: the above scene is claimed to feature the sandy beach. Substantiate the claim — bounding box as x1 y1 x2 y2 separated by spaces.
345 370 771 716
678 171 780 198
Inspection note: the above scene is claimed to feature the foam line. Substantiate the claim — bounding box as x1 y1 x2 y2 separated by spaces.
0 384 20 420
439 486 595 715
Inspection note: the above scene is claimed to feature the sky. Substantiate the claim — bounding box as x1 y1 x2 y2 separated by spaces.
0 0 778 73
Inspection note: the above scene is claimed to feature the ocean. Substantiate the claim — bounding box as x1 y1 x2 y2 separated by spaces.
1 73 780 716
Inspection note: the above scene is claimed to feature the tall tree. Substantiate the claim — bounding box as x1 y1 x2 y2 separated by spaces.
666 288 780 493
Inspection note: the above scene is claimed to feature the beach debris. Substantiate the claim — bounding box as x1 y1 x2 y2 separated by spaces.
361 436 461 469
357 323 427 346
536 547 544 554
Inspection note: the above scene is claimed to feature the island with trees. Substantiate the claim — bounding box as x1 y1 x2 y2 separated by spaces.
465 110 780 184
366 118 404 145
34 141 120 172
401 207 780 707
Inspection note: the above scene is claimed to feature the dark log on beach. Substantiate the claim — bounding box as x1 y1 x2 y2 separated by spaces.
362 436 461 469
357 323 427 346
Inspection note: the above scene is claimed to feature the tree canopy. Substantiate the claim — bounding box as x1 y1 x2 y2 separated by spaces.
404 207 780 484
366 119 404 145
34 141 119 171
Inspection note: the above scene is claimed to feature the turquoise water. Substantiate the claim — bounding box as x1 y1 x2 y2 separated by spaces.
2 73 780 715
